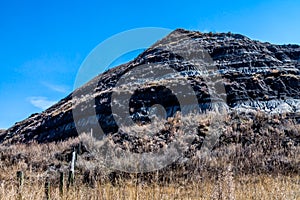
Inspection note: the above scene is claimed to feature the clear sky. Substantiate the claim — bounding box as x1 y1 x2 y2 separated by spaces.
1 0 300 129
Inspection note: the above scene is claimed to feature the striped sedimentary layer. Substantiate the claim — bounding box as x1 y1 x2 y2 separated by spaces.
1 29 300 143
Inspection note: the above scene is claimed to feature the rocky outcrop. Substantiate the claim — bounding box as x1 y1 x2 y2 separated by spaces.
1 29 300 144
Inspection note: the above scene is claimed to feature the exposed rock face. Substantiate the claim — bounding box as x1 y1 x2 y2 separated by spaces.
1 29 300 144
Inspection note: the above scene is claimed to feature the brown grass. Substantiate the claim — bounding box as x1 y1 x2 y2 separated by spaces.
0 111 299 199
0 166 298 200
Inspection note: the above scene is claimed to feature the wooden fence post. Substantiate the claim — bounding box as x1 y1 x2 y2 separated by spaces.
17 171 24 199
59 172 64 196
77 142 82 155
17 171 24 189
45 178 50 200
67 149 76 189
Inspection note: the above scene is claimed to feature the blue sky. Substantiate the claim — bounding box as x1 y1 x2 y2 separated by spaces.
1 0 300 129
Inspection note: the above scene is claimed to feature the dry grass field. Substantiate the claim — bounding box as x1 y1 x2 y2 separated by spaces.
0 111 299 199
0 168 298 200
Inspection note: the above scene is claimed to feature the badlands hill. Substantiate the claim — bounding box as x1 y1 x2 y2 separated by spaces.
1 29 300 145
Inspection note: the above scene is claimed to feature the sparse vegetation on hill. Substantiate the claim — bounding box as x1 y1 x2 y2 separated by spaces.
0 29 299 199
0 111 299 199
